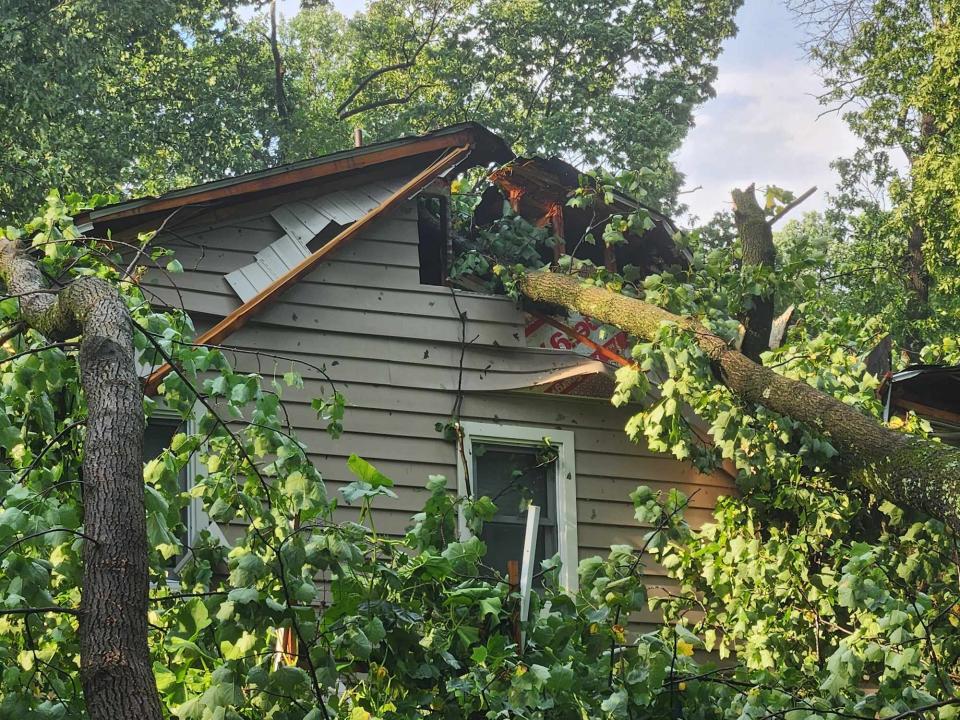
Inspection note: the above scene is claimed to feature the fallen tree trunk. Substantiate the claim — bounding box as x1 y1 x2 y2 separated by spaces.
519 270 960 533
0 241 162 720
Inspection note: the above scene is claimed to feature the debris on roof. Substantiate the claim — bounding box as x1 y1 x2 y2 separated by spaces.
882 365 960 444
488 157 689 275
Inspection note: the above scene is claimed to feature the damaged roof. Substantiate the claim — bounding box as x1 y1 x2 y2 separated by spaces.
78 123 513 233
82 123 687 276
882 365 960 443
489 157 689 272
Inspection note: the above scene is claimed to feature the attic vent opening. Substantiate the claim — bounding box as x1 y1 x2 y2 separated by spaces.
418 195 450 286
307 221 344 253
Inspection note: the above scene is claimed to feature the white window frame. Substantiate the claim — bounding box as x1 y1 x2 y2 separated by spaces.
148 403 229 584
456 421 578 592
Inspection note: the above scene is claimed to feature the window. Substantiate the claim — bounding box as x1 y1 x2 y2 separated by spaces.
456 422 578 591
144 416 191 570
417 195 450 285
145 407 227 582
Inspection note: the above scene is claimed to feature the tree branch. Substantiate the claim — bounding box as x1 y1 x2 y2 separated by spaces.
335 59 417 118
769 186 817 225
0 605 80 616
334 0 445 119
268 0 290 122
338 85 430 121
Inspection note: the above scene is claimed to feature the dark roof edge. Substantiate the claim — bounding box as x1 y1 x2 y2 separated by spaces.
890 365 960 382
79 122 512 226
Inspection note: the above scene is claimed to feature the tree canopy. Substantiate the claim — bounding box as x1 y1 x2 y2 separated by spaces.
0 0 741 220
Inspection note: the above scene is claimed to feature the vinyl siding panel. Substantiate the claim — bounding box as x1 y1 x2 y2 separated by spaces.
141 180 736 622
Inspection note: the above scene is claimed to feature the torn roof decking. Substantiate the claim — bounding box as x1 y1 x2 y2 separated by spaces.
488 158 690 272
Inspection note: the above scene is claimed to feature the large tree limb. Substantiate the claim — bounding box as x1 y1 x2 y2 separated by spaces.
518 271 960 534
0 240 161 720
732 186 776 362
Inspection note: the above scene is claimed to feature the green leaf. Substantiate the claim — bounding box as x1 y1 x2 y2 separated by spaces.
227 587 258 605
346 455 394 489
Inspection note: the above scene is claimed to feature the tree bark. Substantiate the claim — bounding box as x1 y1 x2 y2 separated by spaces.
904 220 931 354
519 270 960 534
269 0 290 123
0 241 162 720
732 186 775 362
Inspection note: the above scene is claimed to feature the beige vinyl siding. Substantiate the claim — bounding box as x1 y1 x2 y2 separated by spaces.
141 180 736 633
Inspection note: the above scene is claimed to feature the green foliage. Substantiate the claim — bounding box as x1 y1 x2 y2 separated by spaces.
551 164 960 719
0 0 743 222
289 0 742 208
791 0 960 350
5 0 960 705
12 190 960 720
0 0 276 221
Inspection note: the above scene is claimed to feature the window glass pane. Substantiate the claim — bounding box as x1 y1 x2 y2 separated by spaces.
144 419 179 463
473 444 555 520
473 442 559 584
480 522 557 587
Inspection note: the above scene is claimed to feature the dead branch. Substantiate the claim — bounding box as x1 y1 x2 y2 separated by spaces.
769 186 817 226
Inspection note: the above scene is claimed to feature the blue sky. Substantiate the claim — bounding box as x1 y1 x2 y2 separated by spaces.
271 0 858 222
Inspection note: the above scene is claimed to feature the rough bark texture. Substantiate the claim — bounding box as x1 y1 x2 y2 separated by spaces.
519 271 960 533
732 186 776 362
904 221 931 354
0 241 161 720
901 113 936 355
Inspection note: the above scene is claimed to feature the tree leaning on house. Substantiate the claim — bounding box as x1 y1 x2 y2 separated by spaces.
2 183 960 719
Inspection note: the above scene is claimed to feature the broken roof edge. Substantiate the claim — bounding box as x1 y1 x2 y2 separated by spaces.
78 122 513 228
489 156 678 233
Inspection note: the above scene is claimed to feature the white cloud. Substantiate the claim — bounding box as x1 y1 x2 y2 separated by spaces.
674 58 860 224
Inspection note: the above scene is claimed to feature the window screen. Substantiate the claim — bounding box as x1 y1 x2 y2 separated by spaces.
473 443 557 584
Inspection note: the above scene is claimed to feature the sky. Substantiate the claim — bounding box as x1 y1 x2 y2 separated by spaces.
672 1 860 222
272 0 859 224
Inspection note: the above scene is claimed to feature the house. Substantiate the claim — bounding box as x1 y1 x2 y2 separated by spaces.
79 123 736 631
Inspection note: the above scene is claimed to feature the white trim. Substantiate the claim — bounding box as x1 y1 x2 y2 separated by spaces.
518 504 540 624
456 421 578 592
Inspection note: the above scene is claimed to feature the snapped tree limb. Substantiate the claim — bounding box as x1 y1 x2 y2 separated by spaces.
732 185 776 362
518 270 960 534
0 240 162 720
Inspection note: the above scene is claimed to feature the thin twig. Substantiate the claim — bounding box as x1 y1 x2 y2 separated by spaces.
0 528 97 560
0 320 24 346
0 605 79 616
